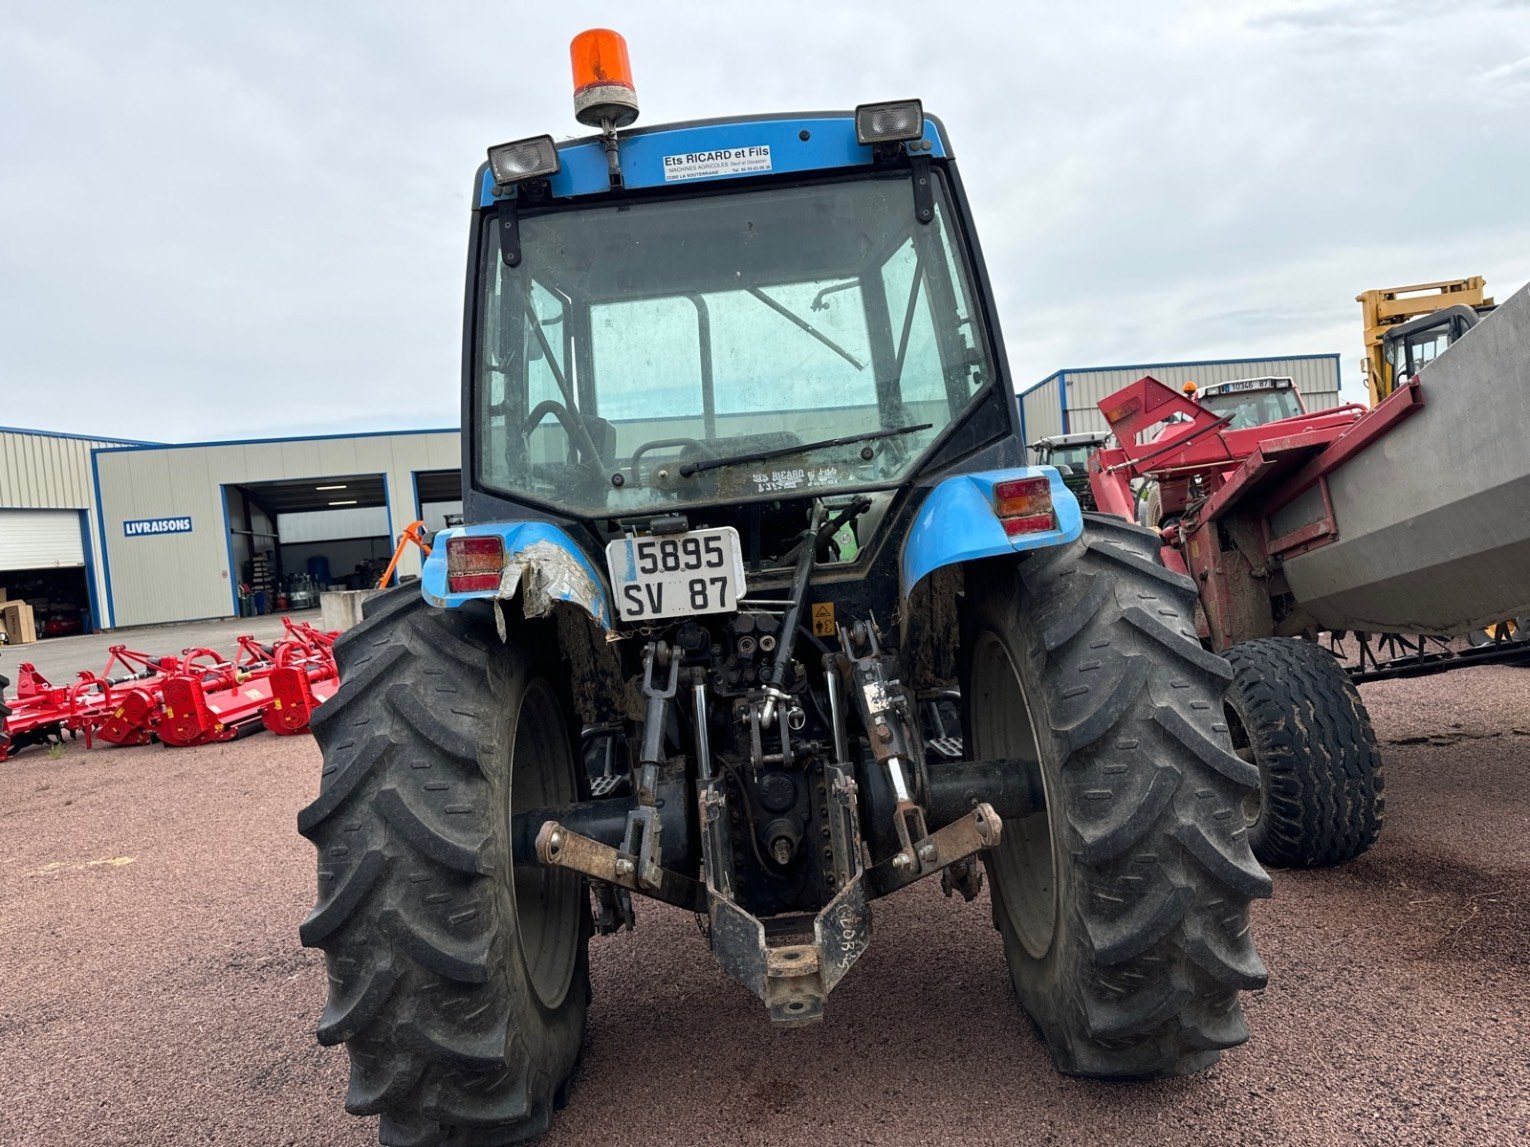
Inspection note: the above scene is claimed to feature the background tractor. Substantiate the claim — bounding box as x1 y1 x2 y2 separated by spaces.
299 29 1270 1146
1027 430 1108 509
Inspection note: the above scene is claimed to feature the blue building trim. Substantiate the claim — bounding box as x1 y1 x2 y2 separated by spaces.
77 511 100 634
89 450 116 629
382 476 395 559
220 486 240 618
1058 372 1070 435
91 426 460 455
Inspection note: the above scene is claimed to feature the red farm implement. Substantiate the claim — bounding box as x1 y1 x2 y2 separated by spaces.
263 622 339 735
3 618 342 760
157 636 281 747
158 622 340 747
1088 368 1530 680
0 648 179 760
1088 373 1410 650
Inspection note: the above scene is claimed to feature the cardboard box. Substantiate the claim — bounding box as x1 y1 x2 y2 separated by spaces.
1 600 37 645
0 586 8 603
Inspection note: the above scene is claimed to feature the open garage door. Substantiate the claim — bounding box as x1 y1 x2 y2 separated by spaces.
0 509 93 637
224 473 392 616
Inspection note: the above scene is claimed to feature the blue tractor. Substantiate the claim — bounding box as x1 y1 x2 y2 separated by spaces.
300 31 1270 1144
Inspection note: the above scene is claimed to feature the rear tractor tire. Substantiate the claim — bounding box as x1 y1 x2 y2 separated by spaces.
299 585 591 1145
961 513 1271 1078
1223 637 1383 869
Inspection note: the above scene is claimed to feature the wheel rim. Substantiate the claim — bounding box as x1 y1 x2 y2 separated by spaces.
1225 702 1263 829
970 632 1057 960
510 679 581 1010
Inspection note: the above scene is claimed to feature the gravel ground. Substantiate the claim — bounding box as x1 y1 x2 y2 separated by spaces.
1 667 1526 1146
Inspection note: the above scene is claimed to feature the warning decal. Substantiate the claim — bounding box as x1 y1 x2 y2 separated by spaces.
811 602 836 637
662 145 772 182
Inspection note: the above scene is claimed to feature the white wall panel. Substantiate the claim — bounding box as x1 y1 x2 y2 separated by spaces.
279 506 391 543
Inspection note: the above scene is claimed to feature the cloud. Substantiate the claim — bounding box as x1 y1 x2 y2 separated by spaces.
1 1 1526 438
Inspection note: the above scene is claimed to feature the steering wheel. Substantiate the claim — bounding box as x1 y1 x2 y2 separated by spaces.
520 399 576 443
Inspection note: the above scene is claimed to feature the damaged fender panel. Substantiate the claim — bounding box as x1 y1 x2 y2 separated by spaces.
421 521 613 629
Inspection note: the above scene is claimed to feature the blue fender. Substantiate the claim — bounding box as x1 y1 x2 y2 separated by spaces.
421 521 613 629
900 468 1083 599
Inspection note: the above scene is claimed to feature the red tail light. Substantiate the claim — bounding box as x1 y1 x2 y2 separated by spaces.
447 535 505 593
993 477 1054 536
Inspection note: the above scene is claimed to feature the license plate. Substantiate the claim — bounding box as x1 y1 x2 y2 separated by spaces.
605 527 747 621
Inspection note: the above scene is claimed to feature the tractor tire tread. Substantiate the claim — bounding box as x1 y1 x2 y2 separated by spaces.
967 518 1270 1079
1223 637 1383 868
299 584 587 1143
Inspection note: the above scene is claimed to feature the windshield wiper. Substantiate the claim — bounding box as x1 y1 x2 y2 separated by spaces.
678 423 933 479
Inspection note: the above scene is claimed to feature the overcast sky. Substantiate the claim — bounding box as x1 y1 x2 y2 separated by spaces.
3 1 1526 442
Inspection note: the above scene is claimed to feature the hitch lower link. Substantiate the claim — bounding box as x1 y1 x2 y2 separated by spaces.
535 641 706 913
841 624 1003 898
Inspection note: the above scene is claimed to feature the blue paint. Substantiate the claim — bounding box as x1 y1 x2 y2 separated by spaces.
1018 352 1343 398
1058 372 1070 435
123 515 193 537
421 521 612 629
899 468 1083 598
479 115 950 206
382 476 395 565
92 426 459 455
220 487 240 618
89 449 116 629
77 510 99 634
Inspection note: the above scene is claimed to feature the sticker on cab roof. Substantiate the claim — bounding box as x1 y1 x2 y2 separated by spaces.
662 145 772 182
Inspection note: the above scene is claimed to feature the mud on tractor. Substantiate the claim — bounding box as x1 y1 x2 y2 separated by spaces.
299 31 1270 1144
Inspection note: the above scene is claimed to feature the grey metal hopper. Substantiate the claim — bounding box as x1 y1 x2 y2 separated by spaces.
1277 281 1530 635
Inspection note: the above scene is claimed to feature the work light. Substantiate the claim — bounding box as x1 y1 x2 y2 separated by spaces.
487 135 561 186
855 99 924 145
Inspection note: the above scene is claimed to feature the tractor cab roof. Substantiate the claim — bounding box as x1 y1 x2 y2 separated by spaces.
475 111 951 208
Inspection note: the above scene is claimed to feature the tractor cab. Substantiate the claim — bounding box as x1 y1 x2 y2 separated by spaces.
1193 376 1305 429
1029 431 1109 509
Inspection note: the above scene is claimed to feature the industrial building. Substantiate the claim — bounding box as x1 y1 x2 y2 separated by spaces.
0 425 461 636
1019 353 1342 461
0 426 152 640
0 350 1341 637
90 430 461 629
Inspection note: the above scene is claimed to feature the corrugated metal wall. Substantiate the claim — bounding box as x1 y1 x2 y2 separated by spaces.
1 428 151 621
1020 374 1064 451
1020 355 1341 461
0 429 131 510
95 432 460 628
